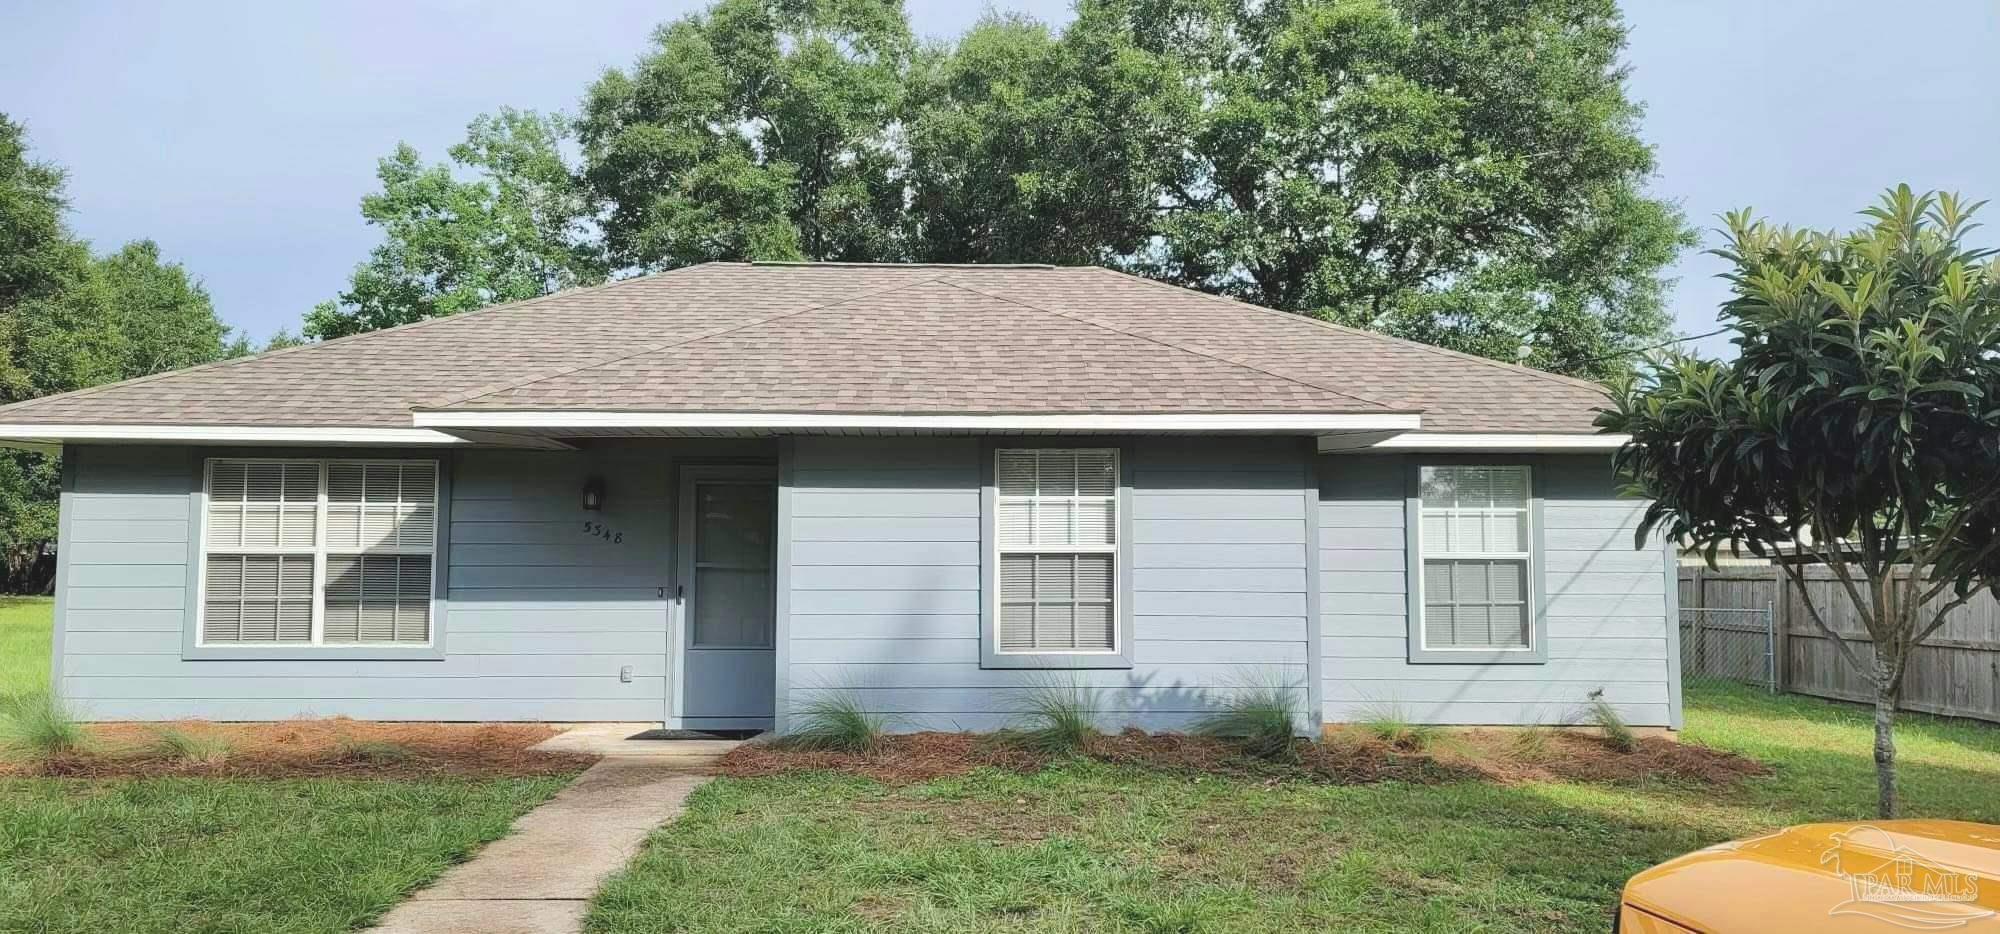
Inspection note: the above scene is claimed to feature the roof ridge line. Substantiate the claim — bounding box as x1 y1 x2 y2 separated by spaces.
416 272 959 411
0 263 706 418
1084 267 1613 397
937 278 1409 414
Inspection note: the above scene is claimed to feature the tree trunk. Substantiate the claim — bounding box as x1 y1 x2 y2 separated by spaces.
1873 673 1900 819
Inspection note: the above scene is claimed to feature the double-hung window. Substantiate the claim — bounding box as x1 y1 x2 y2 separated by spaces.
1415 465 1536 655
200 458 438 647
994 448 1119 655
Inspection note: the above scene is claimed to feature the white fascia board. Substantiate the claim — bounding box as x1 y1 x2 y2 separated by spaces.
0 424 474 446
413 410 1425 433
1319 432 1629 453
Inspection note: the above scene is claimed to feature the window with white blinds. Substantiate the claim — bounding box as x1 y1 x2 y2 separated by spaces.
995 449 1118 654
201 459 438 646
1417 465 1533 650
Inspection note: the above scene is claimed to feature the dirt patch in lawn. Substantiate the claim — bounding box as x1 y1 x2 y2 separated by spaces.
720 731 1052 785
1440 730 1772 787
716 729 1466 786
3 720 596 779
715 727 1766 790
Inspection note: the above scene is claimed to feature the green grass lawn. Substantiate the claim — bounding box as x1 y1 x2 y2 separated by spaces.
0 776 570 934
587 684 2000 934
0 598 576 934
0 597 52 696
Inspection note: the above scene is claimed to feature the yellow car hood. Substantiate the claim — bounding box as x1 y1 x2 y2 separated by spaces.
1625 820 2000 933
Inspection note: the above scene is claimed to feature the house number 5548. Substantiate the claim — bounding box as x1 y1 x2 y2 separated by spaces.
582 521 623 544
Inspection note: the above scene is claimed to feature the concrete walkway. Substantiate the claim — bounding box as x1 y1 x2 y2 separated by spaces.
528 722 745 763
370 728 738 934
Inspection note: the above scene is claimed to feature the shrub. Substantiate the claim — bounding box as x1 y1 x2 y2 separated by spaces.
1358 706 1436 752
782 693 887 753
1587 697 1639 753
1017 680 1098 755
149 727 233 766
0 692 89 761
1193 686 1299 761
1509 724 1555 762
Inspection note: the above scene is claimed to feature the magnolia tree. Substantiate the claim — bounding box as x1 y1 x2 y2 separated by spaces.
1600 186 2000 818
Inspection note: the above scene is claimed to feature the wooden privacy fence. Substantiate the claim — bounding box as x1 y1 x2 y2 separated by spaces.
1681 566 2000 724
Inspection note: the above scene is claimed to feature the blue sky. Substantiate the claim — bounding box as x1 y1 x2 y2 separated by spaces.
3 1 1994 356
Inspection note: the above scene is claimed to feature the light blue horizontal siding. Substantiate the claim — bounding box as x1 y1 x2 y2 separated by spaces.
65 652 669 678
63 541 190 565
790 685 1299 715
791 541 980 566
65 565 188 588
64 675 667 701
1320 700 1673 726
1325 680 1667 704
54 442 698 722
792 639 979 664
790 491 978 517
792 516 977 541
789 565 980 591
783 436 1312 733
74 698 662 721
62 609 185 632
791 590 979 615
69 520 187 543
1130 543 1306 568
788 614 978 639
790 662 1306 689
1316 454 1672 727
1132 519 1302 544
1137 616 1310 642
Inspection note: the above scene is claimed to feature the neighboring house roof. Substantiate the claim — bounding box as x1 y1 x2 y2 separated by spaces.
0 263 1615 443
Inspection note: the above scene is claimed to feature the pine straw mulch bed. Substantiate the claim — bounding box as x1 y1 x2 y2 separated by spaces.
2 720 597 780
715 727 1769 790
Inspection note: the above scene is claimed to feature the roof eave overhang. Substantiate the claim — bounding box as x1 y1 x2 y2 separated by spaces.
410 410 1424 435
0 424 573 451
1317 431 1629 453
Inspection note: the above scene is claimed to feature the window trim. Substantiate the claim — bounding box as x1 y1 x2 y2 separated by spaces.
980 440 1134 670
1404 460 1548 665
183 452 450 661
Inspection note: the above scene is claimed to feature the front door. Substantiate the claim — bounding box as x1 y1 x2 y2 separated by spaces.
674 467 777 729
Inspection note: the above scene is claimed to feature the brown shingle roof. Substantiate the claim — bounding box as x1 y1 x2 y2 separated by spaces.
0 263 1610 432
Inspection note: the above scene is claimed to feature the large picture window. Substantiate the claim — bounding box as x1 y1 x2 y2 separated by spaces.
1416 465 1534 652
200 458 438 646
994 448 1119 654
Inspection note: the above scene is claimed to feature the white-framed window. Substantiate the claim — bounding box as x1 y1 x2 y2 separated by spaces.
199 458 438 646
994 448 1118 654
1416 465 1533 651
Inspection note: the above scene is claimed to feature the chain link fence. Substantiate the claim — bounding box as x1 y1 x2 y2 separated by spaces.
1679 606 1776 693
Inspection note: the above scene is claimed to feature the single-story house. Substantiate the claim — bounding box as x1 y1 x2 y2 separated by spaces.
0 263 1681 733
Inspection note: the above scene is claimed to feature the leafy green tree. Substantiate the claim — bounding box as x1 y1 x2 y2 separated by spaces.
305 109 606 339
0 116 236 592
0 115 92 403
578 0 912 269
94 241 231 375
901 10 1186 264
224 327 307 358
1063 0 1690 379
1602 187 2000 817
